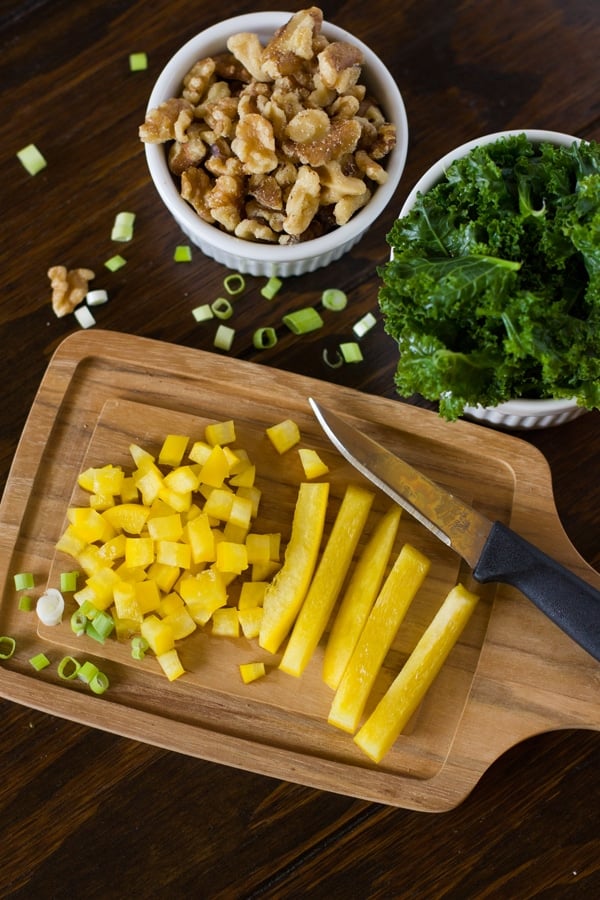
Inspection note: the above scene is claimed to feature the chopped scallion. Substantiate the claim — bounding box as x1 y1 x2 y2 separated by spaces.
71 610 88 636
36 589 64 626
86 609 114 642
18 595 33 612
104 254 126 272
321 288 348 311
192 303 214 323
174 244 192 262
111 211 136 242
211 297 233 319
77 660 99 685
89 671 110 695
17 143 47 175
282 307 323 335
352 311 377 338
60 571 79 593
260 277 282 300
58 656 80 680
129 52 148 72
253 327 278 349
339 341 364 363
29 652 50 671
223 273 245 295
74 305 96 329
322 348 344 368
86 289 109 306
0 636 16 659
214 324 235 351
131 636 149 660
14 572 35 591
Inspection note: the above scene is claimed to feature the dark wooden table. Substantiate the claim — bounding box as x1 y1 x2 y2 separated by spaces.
1 1 599 896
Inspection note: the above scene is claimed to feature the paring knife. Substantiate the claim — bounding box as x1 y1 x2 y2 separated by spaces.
309 398 600 663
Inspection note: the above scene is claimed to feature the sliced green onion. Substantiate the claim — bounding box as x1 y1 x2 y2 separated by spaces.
0 637 16 659
17 143 47 175
321 288 348 311
131 636 149 660
214 324 235 351
104 254 126 272
86 289 109 306
14 572 35 591
174 244 192 262
223 273 245 295
86 609 114 642
71 609 88 636
60 571 79 593
129 52 148 72
89 671 110 695
260 277 282 300
111 211 136 242
58 656 80 680
322 348 344 368
77 660 99 685
282 307 323 335
36 589 64 626
211 297 234 320
253 327 278 349
192 303 214 323
29 652 50 671
74 306 96 329
79 599 99 620
352 311 377 338
339 341 364 363
18 595 33 612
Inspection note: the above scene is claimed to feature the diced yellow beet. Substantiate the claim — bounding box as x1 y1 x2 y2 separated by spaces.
158 434 189 468
238 606 263 639
81 566 121 610
156 485 192 513
129 442 155 468
163 465 199 493
227 448 251 475
236 485 261 518
279 483 374 677
245 533 271 565
179 569 227 623
125 536 155 568
268 533 281 561
146 562 180 593
328 543 431 734
77 467 96 492
185 513 216 563
354 584 479 762
93 464 124 496
239 661 266 684
238 581 267 609
89 492 116 512
323 505 401 690
228 495 253 530
113 581 143 624
97 533 127 563
229 464 256 488
188 440 212 465
156 648 185 681
56 527 87 559
134 464 164 506
159 591 184 616
102 503 150 535
199 445 230 487
252 560 280 582
298 448 329 479
259 481 329 655
134 579 162 614
147 513 183 542
266 419 300 454
162 606 197 640
212 607 239 637
120 476 139 503
216 541 248 574
112 612 141 642
76 544 107 576
114 562 147 583
141 614 175 655
203 487 234 521
205 419 236 446
223 521 249 544
156 539 191 569
67 507 113 544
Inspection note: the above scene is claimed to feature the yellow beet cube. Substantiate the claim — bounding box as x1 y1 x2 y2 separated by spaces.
199 445 230 488
158 434 189 468
141 614 174 655
159 591 184 616
163 465 199 493
102 503 149 535
230 464 256 488
236 485 261 518
216 541 248 575
203 487 234 521
298 448 330 479
147 513 183 542
129 443 155 468
266 419 300 454
212 607 239 637
156 539 191 569
120 476 138 503
113 581 143 624
239 662 266 684
156 648 185 681
179 570 227 624
68 507 113 544
134 579 161 614
205 419 236 446
163 606 197 640
245 533 271 564
188 440 212 466
228 495 253 531
186 513 216 564
125 536 155 568
56 526 87 560
238 581 267 609
238 606 263 639
146 562 180 594
81 566 121 610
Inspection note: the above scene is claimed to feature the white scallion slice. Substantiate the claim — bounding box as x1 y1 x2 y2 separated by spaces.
74 306 96 329
17 143 47 175
36 589 65 626
86 289 108 306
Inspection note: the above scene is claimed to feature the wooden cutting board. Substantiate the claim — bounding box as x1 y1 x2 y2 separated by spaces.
1 330 598 812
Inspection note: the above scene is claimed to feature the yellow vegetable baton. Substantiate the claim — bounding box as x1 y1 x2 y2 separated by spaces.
328 543 430 734
279 483 374 677
259 481 329 654
354 583 479 763
322 504 401 690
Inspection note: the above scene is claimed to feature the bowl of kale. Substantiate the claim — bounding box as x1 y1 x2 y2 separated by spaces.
378 130 600 428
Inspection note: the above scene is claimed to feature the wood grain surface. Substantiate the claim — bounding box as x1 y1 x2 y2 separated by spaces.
1 0 599 896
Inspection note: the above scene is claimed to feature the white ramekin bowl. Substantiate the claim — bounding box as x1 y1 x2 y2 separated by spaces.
399 129 587 430
144 12 409 277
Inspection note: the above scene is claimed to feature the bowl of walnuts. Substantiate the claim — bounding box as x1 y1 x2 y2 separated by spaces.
140 8 408 276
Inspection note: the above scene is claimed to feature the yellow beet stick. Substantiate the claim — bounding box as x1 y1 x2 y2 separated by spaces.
322 505 401 690
259 481 329 654
328 543 430 734
354 583 479 763
279 483 375 677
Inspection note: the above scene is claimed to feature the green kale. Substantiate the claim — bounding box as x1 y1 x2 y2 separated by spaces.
378 133 600 419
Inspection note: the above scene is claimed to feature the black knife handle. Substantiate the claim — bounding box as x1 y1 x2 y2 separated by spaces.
473 521 600 662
